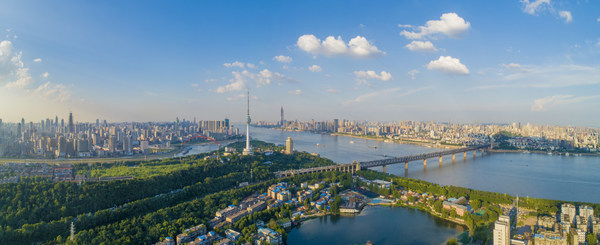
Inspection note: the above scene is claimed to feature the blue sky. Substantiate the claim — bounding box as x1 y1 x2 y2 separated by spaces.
0 0 599 126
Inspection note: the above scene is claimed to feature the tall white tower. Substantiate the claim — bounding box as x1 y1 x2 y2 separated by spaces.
242 89 253 155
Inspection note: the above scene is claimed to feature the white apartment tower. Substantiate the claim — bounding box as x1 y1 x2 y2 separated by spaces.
285 137 294 154
562 203 576 224
493 215 510 245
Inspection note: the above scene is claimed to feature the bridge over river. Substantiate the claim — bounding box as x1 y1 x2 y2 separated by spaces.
276 144 491 178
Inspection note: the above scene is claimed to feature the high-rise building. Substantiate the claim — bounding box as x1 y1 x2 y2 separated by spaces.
493 215 510 245
579 205 594 221
17 123 22 138
243 89 253 155
561 203 576 224
333 119 339 133
108 135 117 153
280 106 284 126
123 134 132 153
77 139 88 153
68 112 74 134
58 136 67 156
285 137 294 154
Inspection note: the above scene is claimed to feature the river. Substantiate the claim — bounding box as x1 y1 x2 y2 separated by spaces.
250 126 600 203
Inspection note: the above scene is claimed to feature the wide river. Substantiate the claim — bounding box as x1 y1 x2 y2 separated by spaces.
250 126 600 203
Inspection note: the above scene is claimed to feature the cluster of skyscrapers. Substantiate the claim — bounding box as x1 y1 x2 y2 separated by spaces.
257 117 599 151
0 113 239 158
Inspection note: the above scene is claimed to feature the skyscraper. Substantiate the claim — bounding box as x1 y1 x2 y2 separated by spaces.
280 106 284 126
243 89 253 156
68 112 74 134
108 135 117 153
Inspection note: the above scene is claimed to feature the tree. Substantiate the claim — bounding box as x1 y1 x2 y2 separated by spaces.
447 238 458 245
587 233 597 245
433 200 443 213
470 199 481 210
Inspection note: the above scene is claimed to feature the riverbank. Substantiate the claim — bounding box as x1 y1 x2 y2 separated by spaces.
268 126 461 149
331 133 463 149
489 149 600 156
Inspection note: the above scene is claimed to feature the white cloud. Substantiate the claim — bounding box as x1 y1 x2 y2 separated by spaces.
326 88 341 94
34 81 71 102
559 11 572 23
500 63 522 69
227 94 245 101
33 58 42 63
520 0 551 15
288 89 301 95
308 65 322 72
345 86 431 105
476 64 600 90
297 34 385 58
273 55 293 63
205 78 217 83
405 41 438 52
399 13 470 39
216 69 296 93
353 87 402 103
223 61 245 68
597 17 600 22
427 56 470 75
531 94 600 111
246 63 256 69
0 39 72 109
354 70 392 85
0 40 33 88
216 71 247 93
408 70 420 80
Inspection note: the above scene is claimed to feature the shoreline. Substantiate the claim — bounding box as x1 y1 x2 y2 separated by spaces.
268 126 599 157
489 149 600 156
330 133 463 149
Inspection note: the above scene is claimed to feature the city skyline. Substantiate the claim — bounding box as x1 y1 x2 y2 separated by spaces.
1 1 600 126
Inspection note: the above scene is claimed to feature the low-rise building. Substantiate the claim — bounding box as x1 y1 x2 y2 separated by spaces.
155 237 175 245
246 200 267 214
176 224 207 245
533 231 568 245
225 210 248 224
216 205 239 218
256 227 282 245
537 216 556 230
278 218 292 229
189 231 219 245
225 229 241 242
214 238 232 245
